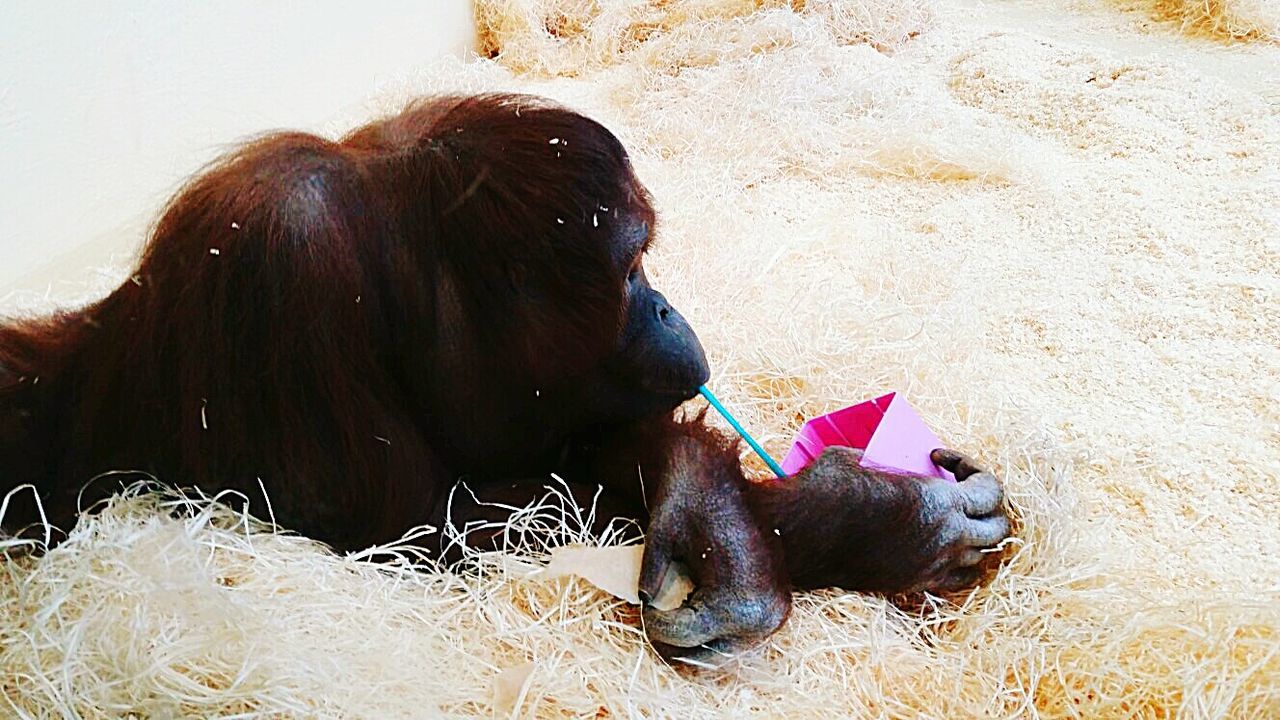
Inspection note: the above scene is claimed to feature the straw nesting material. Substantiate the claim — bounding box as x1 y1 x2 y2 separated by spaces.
3 0 1279 716
1113 0 1279 41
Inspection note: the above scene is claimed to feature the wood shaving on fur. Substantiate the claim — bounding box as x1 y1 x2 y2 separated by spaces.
3 0 1279 717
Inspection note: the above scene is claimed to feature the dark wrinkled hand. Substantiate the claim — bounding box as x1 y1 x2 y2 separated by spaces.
905 448 1010 591
758 446 1010 594
639 438 790 662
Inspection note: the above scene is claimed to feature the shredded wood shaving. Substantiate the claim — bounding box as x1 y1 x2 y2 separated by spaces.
3 0 1279 716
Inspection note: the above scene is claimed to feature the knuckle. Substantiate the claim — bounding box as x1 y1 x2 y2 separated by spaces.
918 474 950 498
942 520 967 549
964 472 999 497
930 481 966 514
994 515 1012 539
643 608 695 645
916 520 961 562
729 594 789 637
916 489 960 536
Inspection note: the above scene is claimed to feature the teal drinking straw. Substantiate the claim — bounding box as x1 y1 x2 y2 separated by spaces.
698 385 788 478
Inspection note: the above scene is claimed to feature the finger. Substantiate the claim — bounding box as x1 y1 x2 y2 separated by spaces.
654 634 761 667
958 471 1004 516
639 538 676 606
930 448 985 481
645 583 789 647
644 601 722 648
962 514 1011 547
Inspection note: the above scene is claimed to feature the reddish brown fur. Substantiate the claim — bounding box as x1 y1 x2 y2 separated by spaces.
1 95 1005 656
0 95 649 549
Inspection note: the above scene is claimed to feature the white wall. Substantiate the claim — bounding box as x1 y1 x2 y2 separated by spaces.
0 2 476 296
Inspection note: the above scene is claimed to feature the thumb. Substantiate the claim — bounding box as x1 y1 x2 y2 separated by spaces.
930 448 985 481
639 535 677 606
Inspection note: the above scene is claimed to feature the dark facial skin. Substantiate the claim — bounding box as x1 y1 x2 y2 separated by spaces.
557 228 711 427
0 93 1010 663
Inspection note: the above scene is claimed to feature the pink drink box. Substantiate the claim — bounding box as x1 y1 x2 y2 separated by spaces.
780 392 954 481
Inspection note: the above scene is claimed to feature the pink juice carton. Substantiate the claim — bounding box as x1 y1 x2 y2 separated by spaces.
780 391 953 480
